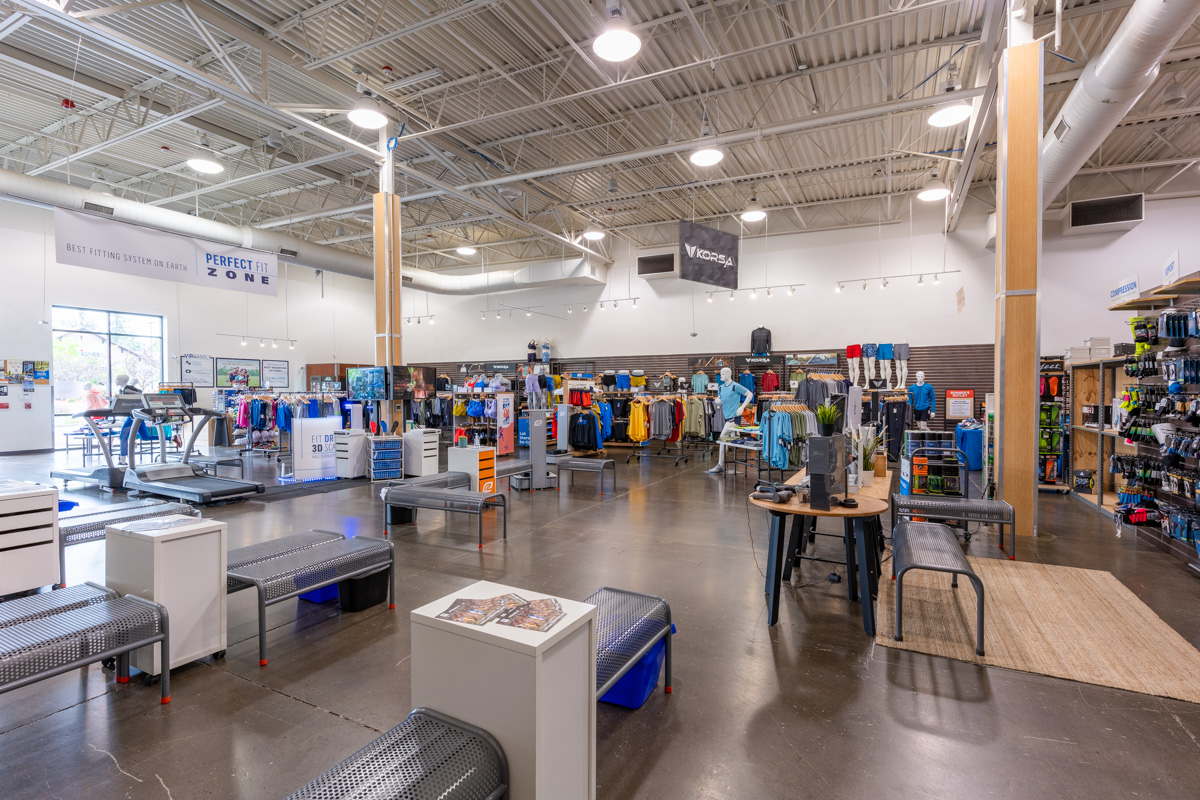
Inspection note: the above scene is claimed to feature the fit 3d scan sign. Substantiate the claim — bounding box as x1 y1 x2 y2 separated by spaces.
55 208 278 295
679 220 739 290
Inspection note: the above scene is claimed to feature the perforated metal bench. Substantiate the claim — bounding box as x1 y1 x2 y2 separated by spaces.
495 459 532 479
383 472 472 491
226 530 345 592
891 493 1017 557
586 587 673 697
58 500 200 587
556 457 617 494
285 707 508 800
227 536 395 666
381 487 508 548
893 521 985 656
0 581 171 703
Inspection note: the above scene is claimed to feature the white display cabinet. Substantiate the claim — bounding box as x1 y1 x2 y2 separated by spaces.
0 479 59 593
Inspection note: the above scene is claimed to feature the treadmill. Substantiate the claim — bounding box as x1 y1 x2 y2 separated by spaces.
122 393 265 503
51 395 145 490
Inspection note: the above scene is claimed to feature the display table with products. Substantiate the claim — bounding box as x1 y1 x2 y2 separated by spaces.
411 580 597 800
749 470 890 634
954 423 984 471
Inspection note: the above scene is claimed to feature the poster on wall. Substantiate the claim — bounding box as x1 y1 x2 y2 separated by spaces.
32 361 49 384
678 220 739 290
262 360 290 388
946 390 975 420
180 355 215 387
54 208 279 296
215 358 261 388
785 353 839 368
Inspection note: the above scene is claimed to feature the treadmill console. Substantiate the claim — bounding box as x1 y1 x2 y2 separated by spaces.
109 396 145 417
141 393 190 423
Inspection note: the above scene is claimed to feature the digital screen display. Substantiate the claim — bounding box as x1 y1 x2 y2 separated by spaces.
144 393 185 409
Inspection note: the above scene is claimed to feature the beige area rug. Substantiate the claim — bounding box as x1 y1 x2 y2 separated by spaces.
875 557 1200 704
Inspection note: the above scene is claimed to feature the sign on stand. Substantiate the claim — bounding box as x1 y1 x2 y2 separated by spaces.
292 417 341 480
946 390 975 420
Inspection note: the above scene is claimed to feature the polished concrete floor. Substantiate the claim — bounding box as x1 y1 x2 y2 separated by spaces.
3 449 1200 799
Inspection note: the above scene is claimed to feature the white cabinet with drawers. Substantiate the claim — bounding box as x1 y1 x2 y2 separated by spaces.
0 480 60 593
403 428 441 477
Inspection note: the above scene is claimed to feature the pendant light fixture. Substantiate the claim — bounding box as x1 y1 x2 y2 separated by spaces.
582 223 605 241
1163 78 1187 107
740 197 766 222
917 175 950 202
928 102 972 127
456 246 477 255
593 0 641 62
348 92 388 129
690 112 724 167
186 132 224 174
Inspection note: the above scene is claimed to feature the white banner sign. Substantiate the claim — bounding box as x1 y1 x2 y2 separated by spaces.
180 355 214 387
1163 250 1180 288
262 360 289 389
293 416 340 480
54 208 278 295
1109 274 1139 305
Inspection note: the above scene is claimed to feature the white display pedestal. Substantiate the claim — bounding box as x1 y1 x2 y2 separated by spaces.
403 428 440 477
446 445 497 492
0 480 59 593
411 580 597 800
105 515 227 675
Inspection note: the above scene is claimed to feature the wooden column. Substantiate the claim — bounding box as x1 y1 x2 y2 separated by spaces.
994 40 1043 537
374 191 401 430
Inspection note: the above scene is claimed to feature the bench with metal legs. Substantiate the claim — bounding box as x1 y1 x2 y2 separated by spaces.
556 457 617 494
893 521 985 656
587 587 673 697
381 487 508 548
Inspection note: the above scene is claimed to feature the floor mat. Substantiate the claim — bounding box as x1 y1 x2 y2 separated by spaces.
875 556 1200 704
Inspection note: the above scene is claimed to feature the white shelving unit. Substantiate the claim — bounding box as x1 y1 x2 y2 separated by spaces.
368 435 404 481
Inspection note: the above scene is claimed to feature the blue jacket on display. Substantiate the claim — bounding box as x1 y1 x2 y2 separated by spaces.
908 382 936 413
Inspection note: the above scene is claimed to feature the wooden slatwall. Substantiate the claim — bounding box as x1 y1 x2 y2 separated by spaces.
411 343 995 431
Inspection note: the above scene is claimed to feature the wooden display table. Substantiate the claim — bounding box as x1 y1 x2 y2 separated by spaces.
749 470 892 634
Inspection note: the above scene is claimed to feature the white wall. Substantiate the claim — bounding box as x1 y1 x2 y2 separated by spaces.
1042 196 1200 353
0 198 375 452
400 196 1200 364
401 202 1000 363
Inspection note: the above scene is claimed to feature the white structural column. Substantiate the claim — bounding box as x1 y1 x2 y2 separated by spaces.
375 127 400 430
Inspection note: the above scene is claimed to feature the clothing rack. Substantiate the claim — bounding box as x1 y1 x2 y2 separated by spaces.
627 395 689 466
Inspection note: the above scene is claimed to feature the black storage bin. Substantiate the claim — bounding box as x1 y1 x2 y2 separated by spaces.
386 505 415 524
339 569 389 612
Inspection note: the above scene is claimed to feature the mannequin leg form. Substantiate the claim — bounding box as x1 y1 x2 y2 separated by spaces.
708 419 738 473
848 357 860 387
880 360 892 390
898 360 908 389
862 357 876 388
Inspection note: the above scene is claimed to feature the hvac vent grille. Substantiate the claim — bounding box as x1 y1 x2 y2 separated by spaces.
1054 118 1070 141
279 248 300 258
1069 194 1143 228
83 202 114 215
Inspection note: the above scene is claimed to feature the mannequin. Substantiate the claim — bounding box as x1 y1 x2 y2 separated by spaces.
846 344 861 388
541 339 551 363
708 367 754 474
908 371 935 431
895 343 910 388
861 343 878 388
878 343 894 389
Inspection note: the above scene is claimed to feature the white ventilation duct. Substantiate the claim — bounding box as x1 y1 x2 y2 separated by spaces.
0 167 607 295
1041 0 1200 207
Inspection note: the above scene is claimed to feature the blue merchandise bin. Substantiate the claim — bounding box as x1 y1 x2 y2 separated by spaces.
599 624 676 709
299 585 339 603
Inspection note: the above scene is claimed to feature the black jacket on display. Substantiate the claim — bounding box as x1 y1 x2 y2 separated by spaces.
750 327 772 354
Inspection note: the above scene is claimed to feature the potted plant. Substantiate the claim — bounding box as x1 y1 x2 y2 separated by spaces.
858 430 883 487
816 400 839 436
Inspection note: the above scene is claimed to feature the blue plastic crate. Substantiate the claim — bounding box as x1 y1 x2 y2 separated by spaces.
371 468 405 480
299 584 338 603
599 624 676 709
372 458 403 470
372 439 403 451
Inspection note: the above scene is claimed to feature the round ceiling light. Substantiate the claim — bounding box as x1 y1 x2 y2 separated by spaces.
186 133 223 174
1163 79 1188 108
928 102 972 127
582 223 605 241
740 198 766 222
593 4 641 62
456 246 477 255
348 94 388 129
689 146 724 167
917 177 950 202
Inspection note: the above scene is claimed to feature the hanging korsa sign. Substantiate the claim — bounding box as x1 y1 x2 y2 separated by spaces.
54 208 278 296
679 220 739 290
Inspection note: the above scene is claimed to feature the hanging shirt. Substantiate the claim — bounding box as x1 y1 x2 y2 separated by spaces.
761 372 780 393
738 372 756 393
750 327 772 354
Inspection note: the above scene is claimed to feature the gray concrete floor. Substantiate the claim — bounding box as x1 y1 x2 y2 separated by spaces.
3 449 1200 799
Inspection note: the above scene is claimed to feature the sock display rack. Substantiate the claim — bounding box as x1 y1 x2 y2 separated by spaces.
1038 357 1070 493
